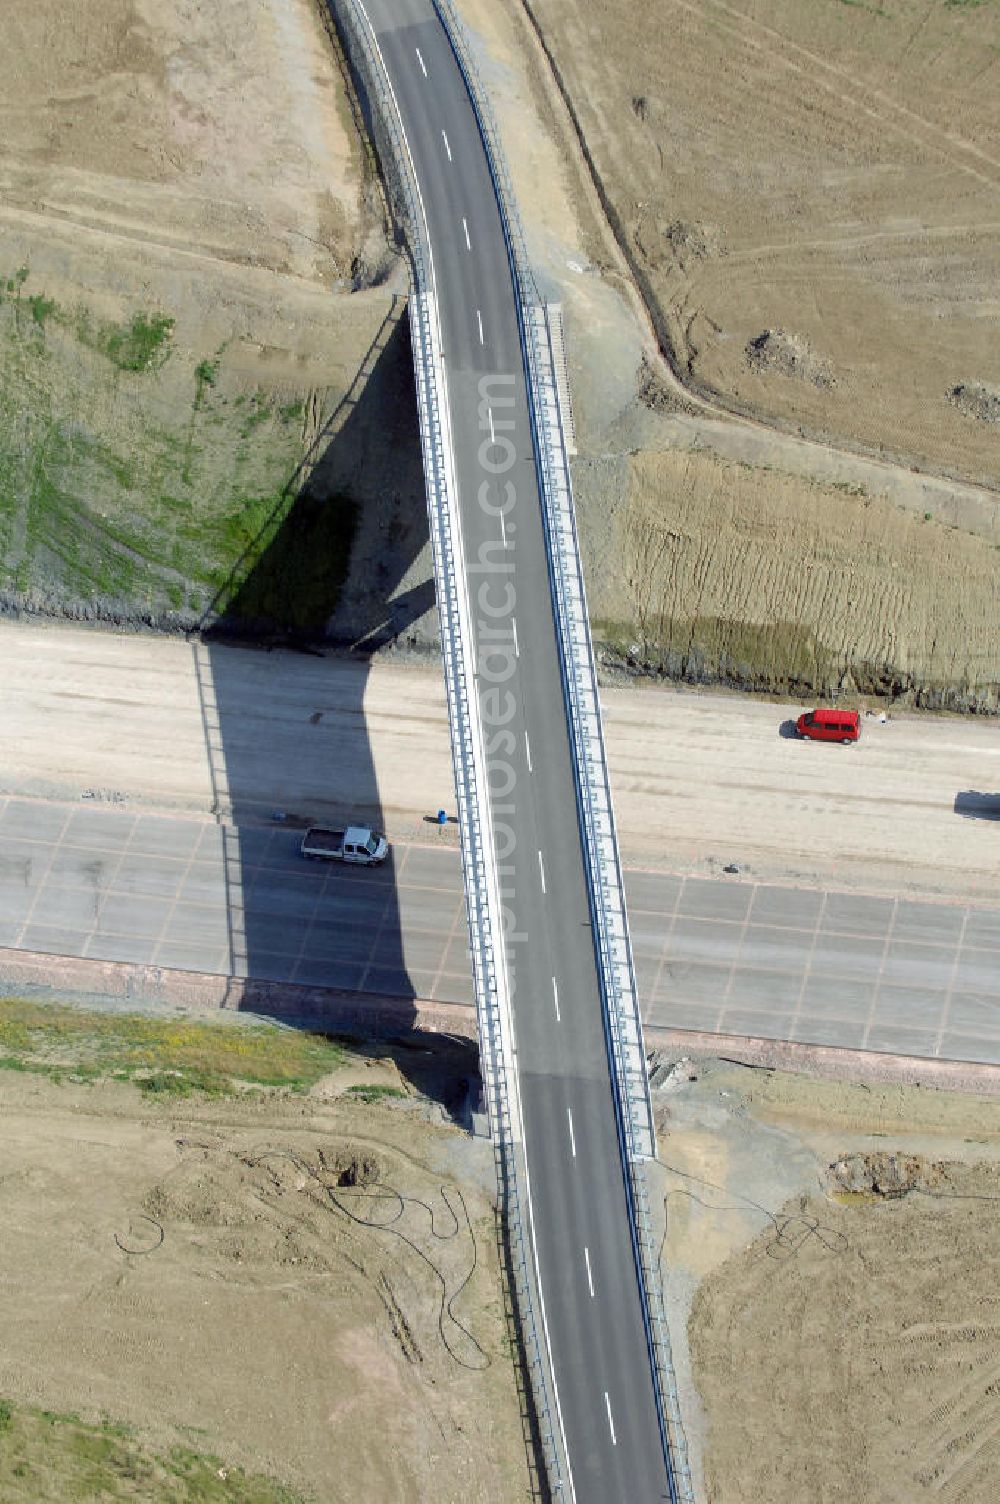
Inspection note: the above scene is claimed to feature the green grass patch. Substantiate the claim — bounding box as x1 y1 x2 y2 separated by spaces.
194 359 220 414
345 1083 407 1103
0 267 357 625
86 311 176 373
829 480 868 497
210 488 358 634
27 293 57 328
239 396 274 437
0 1399 304 1502
0 998 347 1096
2 266 29 295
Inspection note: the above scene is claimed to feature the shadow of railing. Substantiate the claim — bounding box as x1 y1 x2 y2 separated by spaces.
192 297 439 1053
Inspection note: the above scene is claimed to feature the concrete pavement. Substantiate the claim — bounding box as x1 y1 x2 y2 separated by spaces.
3 622 998 906
3 795 999 1065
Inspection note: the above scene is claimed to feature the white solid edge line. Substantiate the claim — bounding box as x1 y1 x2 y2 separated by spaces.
538 848 546 892
551 976 560 1021
415 46 427 76
604 1391 617 1446
584 1246 594 1298
566 1106 576 1157
441 128 452 160
351 8 576 1498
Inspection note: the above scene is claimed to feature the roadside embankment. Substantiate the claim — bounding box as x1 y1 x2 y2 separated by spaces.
582 447 1000 713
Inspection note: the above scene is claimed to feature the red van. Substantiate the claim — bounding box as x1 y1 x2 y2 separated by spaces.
796 707 861 744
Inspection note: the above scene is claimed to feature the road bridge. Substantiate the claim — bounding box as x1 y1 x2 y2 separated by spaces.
333 0 680 1495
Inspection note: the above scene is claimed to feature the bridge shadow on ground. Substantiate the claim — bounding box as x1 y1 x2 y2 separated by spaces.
192 295 554 1497
192 298 475 1114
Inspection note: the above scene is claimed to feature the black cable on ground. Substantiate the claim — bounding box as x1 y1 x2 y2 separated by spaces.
248 1147 489 1371
656 1160 849 1267
114 1214 165 1255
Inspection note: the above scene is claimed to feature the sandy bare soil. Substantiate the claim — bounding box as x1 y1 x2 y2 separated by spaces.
2 621 999 901
0 1068 528 1502
4 0 998 713
656 1058 1000 1503
520 0 1000 489
0 0 366 290
453 0 1000 709
594 446 1000 711
0 0 440 644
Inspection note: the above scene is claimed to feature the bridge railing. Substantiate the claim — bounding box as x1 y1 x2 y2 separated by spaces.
431 3 695 1499
329 2 570 1494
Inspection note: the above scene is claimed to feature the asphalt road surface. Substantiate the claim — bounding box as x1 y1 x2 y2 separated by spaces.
343 1 671 1493
3 798 1000 1065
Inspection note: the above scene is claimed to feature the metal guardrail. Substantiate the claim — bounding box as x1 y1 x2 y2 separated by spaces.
430 0 655 1161
328 1 570 1493
430 4 695 1500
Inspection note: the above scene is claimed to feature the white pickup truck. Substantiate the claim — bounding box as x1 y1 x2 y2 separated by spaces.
300 825 389 865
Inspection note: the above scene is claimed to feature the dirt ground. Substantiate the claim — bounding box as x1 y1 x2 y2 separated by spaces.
519 0 1000 490
654 1056 1000 1503
594 446 1000 710
455 0 1000 707
0 0 439 643
0 0 368 285
0 1066 529 1502
4 0 999 708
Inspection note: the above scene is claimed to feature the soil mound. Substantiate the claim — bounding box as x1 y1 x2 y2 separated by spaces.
828 1151 954 1199
321 1145 385 1187
746 328 833 388
638 354 681 413
666 219 720 267
634 213 721 275
950 382 1000 425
